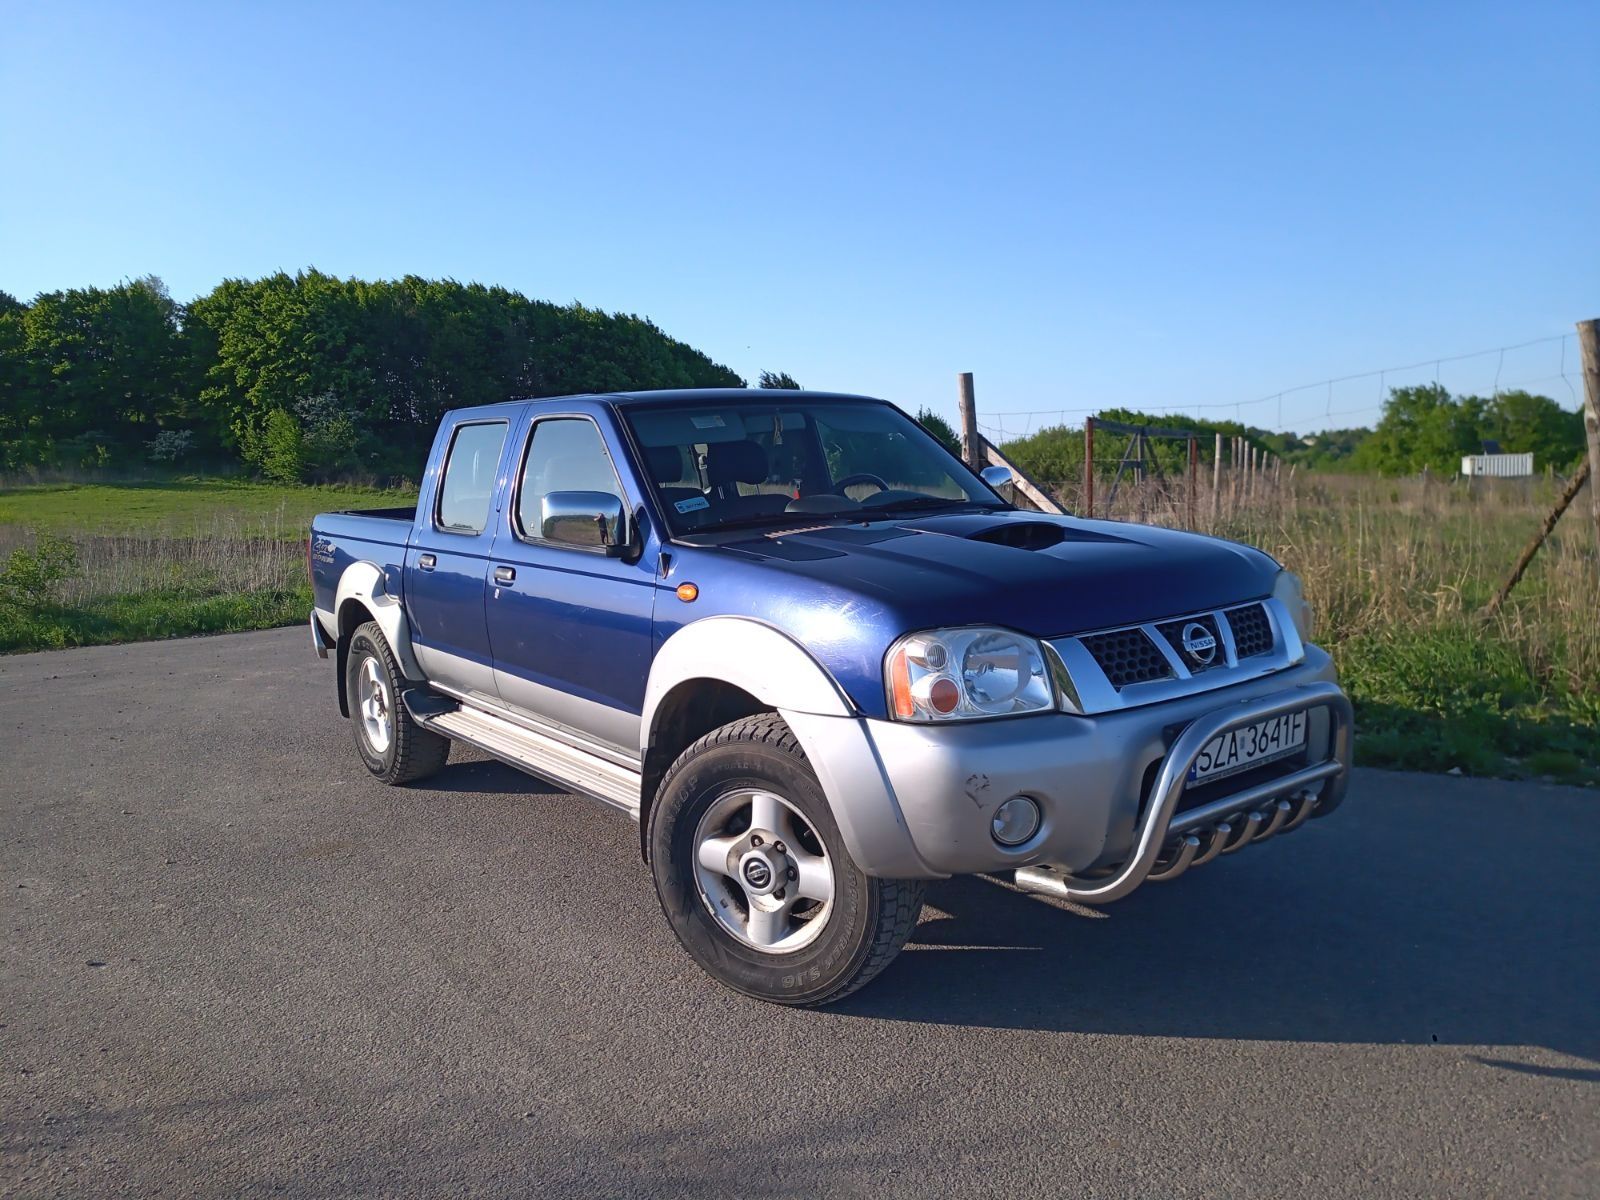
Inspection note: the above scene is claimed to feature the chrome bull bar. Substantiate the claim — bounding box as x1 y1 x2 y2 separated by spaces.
1015 682 1353 904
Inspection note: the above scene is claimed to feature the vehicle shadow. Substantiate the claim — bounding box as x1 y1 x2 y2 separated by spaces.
839 776 1600 1066
427 756 568 796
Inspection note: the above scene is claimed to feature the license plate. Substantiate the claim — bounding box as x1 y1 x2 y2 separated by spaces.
1189 712 1307 783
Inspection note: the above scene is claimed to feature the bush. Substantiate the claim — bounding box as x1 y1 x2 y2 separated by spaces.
240 409 307 484
295 392 364 482
56 431 114 470
146 429 195 463
0 534 79 609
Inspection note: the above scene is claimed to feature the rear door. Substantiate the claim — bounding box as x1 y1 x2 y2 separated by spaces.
485 408 658 758
405 414 515 703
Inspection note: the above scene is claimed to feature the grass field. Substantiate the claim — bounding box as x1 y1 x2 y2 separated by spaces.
0 478 415 655
2 473 1594 786
0 478 416 538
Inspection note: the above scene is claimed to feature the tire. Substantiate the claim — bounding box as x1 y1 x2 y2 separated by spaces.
345 620 450 786
648 714 924 1007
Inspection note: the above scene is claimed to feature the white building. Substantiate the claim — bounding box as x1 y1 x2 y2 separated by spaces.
1460 452 1534 478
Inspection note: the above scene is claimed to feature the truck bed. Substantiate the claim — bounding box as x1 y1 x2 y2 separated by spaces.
309 508 420 615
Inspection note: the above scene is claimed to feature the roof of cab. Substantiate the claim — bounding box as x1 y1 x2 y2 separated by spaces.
592 388 884 407
441 388 887 422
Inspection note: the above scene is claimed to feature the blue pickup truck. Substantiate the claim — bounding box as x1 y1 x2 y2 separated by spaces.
309 389 1352 1005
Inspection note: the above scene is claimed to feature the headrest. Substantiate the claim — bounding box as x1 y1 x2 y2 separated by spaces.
706 440 768 487
644 445 684 483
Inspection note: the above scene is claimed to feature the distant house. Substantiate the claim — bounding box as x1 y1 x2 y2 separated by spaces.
1460 451 1533 477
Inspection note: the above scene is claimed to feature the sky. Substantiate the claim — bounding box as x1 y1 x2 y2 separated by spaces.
2 1 1596 437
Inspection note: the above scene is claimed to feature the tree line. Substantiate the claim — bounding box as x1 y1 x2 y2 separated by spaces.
4 274 1584 487
0 271 744 482
997 385 1586 485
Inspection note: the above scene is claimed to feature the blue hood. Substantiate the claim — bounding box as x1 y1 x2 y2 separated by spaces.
661 509 1281 719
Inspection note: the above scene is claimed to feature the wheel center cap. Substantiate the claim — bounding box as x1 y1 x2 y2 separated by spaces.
743 859 772 889
736 847 784 897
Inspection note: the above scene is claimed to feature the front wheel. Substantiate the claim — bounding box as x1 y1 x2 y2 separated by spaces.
648 714 924 1006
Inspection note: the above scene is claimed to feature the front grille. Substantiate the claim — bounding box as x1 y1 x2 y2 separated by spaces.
1080 627 1173 690
1225 603 1274 659
1154 613 1224 674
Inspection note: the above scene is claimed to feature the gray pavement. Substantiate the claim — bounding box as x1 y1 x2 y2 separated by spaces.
2 626 1596 1198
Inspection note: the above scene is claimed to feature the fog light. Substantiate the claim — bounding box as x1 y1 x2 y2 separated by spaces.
991 795 1041 846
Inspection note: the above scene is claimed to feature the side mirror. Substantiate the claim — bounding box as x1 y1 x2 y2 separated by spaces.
541 491 628 554
980 465 1016 503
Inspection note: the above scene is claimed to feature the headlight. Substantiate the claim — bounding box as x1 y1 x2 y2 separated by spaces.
886 627 1056 721
1272 570 1314 643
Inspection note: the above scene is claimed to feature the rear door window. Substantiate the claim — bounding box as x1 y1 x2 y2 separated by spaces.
436 421 509 534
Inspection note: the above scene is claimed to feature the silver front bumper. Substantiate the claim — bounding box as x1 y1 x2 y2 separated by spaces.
843 647 1350 892
1012 681 1351 903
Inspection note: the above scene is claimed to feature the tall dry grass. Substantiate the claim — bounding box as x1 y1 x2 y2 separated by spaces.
0 512 306 605
1041 471 1599 705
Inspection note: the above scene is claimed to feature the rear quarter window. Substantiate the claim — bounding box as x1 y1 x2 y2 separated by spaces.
436 421 509 534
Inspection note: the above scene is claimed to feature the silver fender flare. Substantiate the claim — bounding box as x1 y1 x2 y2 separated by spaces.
641 617 934 879
334 560 422 680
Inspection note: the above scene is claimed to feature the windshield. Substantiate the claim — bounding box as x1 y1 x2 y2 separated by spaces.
622 399 1002 534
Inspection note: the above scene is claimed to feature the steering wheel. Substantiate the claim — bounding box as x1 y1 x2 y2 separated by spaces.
830 472 891 497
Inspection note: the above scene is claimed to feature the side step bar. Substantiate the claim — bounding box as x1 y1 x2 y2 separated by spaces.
417 702 642 818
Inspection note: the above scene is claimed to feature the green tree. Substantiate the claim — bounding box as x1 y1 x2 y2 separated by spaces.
1351 384 1485 475
5 270 747 480
759 370 801 389
0 304 40 468
17 278 184 464
1484 390 1584 470
914 408 962 457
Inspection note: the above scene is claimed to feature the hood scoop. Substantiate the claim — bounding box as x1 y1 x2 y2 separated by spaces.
903 513 1139 552
968 521 1069 551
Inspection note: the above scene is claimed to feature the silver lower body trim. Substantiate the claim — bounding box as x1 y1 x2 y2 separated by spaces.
424 704 642 817
309 609 334 658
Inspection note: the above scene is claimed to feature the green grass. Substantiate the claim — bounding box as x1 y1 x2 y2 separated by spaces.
0 477 380 654
0 477 416 539
0 585 312 654
1335 626 1599 786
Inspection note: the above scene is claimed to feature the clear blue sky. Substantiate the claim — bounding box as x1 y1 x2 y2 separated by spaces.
2 2 1595 435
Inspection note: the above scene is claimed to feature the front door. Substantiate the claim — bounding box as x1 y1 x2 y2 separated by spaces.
485 413 657 759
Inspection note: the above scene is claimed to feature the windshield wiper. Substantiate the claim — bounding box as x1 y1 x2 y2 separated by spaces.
860 496 1003 515
686 511 859 535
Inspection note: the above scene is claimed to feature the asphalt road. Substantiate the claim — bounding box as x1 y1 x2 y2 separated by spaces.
2 627 1596 1199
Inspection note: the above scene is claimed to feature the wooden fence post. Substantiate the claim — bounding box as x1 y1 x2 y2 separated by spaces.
1578 319 1600 560
1483 461 1592 616
1211 432 1223 526
1187 435 1198 529
1084 417 1095 518
957 373 981 472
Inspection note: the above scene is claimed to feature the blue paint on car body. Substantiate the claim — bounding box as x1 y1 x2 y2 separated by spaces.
310 390 1279 723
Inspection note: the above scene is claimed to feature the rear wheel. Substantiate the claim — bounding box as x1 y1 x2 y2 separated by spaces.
345 621 449 785
649 714 923 1006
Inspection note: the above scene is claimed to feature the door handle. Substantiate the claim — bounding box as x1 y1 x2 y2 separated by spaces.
493 566 516 585
418 553 437 570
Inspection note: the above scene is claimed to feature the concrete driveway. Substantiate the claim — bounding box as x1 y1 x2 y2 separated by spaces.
2 627 1595 1198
